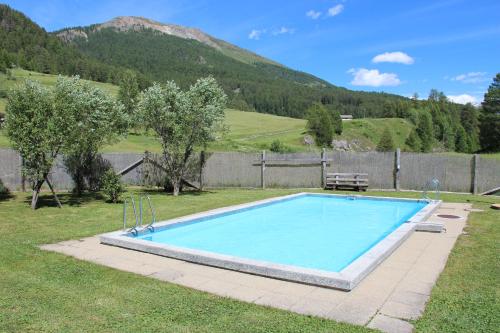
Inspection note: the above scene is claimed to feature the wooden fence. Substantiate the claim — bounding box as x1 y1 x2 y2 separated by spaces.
1 148 499 194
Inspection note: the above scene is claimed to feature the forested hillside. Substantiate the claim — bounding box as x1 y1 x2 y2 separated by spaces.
56 18 409 119
0 5 147 86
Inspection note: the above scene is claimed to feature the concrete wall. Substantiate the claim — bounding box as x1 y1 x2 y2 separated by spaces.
1 148 499 193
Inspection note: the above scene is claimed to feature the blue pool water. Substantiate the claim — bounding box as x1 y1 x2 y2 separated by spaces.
134 195 427 272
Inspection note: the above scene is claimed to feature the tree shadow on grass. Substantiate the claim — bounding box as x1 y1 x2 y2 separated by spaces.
138 188 214 197
23 191 105 209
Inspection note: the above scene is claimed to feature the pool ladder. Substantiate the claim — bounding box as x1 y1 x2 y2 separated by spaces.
421 178 440 201
123 195 157 235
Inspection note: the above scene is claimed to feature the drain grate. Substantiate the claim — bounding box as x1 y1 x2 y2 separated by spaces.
437 214 462 219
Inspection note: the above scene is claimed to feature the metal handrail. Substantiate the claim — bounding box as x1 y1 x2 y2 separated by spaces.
145 195 157 231
422 178 440 201
123 195 157 234
123 195 140 235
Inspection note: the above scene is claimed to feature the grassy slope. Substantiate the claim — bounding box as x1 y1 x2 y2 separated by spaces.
0 189 498 332
104 112 415 153
341 118 413 151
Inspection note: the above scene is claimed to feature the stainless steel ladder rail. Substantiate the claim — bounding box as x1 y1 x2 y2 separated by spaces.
422 178 440 201
123 195 157 233
123 195 140 235
144 195 157 231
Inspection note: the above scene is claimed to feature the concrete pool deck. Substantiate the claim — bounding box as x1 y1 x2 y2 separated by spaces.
41 202 471 333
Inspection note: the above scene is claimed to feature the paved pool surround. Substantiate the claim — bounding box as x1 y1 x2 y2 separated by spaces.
99 193 441 290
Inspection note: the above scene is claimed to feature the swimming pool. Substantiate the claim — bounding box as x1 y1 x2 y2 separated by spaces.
101 193 440 290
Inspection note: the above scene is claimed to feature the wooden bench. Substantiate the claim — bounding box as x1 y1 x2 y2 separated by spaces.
325 173 368 191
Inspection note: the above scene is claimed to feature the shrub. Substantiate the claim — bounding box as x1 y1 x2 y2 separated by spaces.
270 140 291 153
101 170 124 203
376 127 395 152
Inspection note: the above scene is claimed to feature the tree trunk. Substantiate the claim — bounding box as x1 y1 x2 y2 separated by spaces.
172 181 180 196
30 180 44 210
46 177 62 208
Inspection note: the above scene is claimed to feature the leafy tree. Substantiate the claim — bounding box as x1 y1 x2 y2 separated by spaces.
460 103 480 152
331 109 343 135
118 70 140 128
306 103 333 147
405 129 421 152
6 77 126 208
59 77 128 196
428 89 447 103
479 73 500 152
376 127 395 152
442 124 455 151
139 77 227 196
6 81 68 209
416 110 434 152
455 125 469 153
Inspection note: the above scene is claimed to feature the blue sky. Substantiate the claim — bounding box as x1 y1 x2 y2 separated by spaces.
4 0 499 104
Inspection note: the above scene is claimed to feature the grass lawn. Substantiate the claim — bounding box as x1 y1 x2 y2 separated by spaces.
0 188 498 332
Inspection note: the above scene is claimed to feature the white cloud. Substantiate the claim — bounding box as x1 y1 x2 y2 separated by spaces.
327 4 344 17
372 51 415 65
272 27 295 36
447 94 479 105
248 29 265 40
306 10 322 19
348 68 401 87
451 72 488 84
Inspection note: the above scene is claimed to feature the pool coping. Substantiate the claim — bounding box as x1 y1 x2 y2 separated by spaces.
100 193 441 290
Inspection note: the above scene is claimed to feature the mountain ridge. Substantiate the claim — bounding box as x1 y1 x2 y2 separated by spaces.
56 16 282 67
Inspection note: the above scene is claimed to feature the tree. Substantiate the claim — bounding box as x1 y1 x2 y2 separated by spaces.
416 110 434 152
139 77 226 196
405 129 421 152
6 81 67 209
60 77 128 196
6 77 126 208
118 70 140 129
455 126 469 153
306 103 333 147
479 73 500 152
376 127 395 152
442 124 455 151
428 89 445 102
460 103 480 152
331 109 343 135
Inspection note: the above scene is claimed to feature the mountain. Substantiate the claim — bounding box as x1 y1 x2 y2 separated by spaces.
55 16 409 118
58 16 280 67
0 5 149 86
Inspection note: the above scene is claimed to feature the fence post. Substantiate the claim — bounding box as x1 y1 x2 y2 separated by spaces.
394 148 401 191
321 148 326 188
261 150 266 189
472 154 479 194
